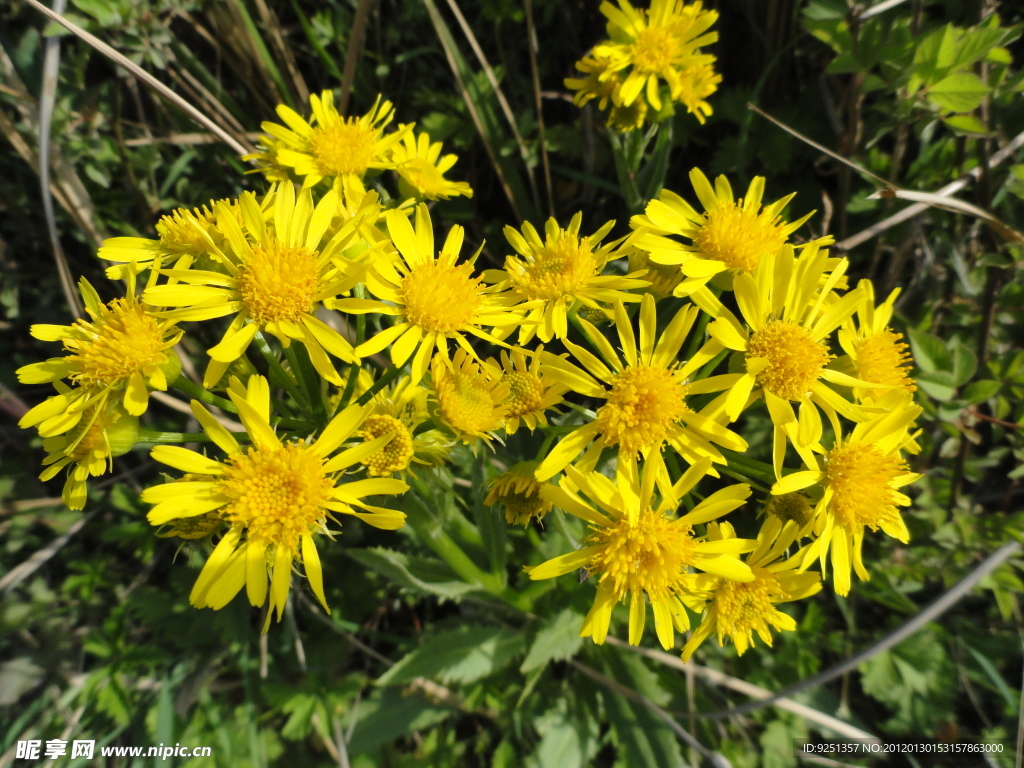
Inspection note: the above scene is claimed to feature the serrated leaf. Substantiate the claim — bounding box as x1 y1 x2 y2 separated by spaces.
907 328 951 374
347 547 476 598
928 73 990 113
962 379 1001 404
378 626 524 686
521 609 585 672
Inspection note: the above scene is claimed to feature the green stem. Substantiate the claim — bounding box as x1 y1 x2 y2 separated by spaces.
170 375 238 414
136 428 246 445
284 343 328 428
333 362 361 418
406 506 504 595
355 365 402 406
252 331 307 407
719 447 776 488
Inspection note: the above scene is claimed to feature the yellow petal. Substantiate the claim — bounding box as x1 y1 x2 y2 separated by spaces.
150 446 225 475
301 535 329 612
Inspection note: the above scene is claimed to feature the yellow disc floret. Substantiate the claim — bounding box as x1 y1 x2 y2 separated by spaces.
239 240 320 324
631 27 676 74
359 414 415 477
502 370 544 419
747 319 831 401
764 492 812 528
485 461 551 526
218 442 334 551
824 442 907 532
507 230 597 301
65 299 171 387
855 329 916 391
694 201 788 274
309 119 379 178
432 351 508 443
400 261 483 333
594 365 690 456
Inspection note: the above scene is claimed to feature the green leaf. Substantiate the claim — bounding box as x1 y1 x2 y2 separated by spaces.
962 379 1001 404
378 626 525 686
942 114 988 134
347 547 477 599
526 700 602 768
907 328 951 374
951 340 978 386
472 452 507 579
521 608 585 672
347 687 451 756
963 644 1018 713
928 73 990 113
916 371 957 401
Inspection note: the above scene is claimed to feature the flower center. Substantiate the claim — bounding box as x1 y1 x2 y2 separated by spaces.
507 232 597 301
594 365 690 456
502 371 544 418
398 159 448 198
238 240 320 324
435 362 506 438
824 442 907 531
747 320 831 401
218 442 333 550
694 201 788 273
309 119 378 177
588 508 694 600
156 205 216 254
359 414 414 476
65 300 170 386
631 27 676 74
631 252 683 298
487 464 551 526
765 492 812 528
714 568 785 636
854 329 916 391
400 261 482 332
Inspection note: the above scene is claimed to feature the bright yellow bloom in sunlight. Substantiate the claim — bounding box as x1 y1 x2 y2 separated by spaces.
497 346 566 435
565 51 621 110
705 244 876 478
526 454 755 650
141 375 408 630
255 91 411 188
681 518 821 660
392 131 473 201
535 294 745 481
772 405 923 596
358 376 436 477
485 461 553 526
18 278 182 436
431 349 509 446
39 401 138 510
491 212 649 344
838 279 917 404
144 184 373 388
98 199 239 279
631 168 821 297
596 0 719 114
337 204 527 384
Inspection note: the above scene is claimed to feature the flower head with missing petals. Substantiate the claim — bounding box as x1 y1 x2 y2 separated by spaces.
142 375 408 631
497 346 566 435
392 131 473 202
485 461 553 526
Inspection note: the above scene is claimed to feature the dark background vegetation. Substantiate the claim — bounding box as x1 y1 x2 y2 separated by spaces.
1 0 1022 765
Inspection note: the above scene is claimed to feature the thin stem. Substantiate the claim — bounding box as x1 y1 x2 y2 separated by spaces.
170 375 238 414
285 343 328 428
252 330 307 407
355 365 402 406
136 428 246 445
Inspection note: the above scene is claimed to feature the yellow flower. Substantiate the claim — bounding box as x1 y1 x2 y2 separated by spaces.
357 376 436 477
672 60 721 123
607 98 649 131
631 168 821 297
430 350 509 446
626 245 684 299
535 294 746 481
595 0 719 114
142 375 408 629
565 51 621 110
681 518 822 660
526 453 755 650
18 278 182 436
337 204 528 384
492 212 648 344
837 279 917 403
772 405 923 596
144 183 372 388
497 346 566 435
392 131 473 201
98 199 239 279
705 244 876 477
485 461 553 526
254 91 411 188
39 401 138 510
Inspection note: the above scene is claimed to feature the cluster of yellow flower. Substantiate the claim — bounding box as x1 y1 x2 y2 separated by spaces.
18 88 921 658
566 0 721 130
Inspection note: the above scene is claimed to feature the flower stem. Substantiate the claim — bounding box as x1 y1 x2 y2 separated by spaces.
170 375 238 414
284 343 328 428
252 330 307 407
355 364 402 406
136 428 244 445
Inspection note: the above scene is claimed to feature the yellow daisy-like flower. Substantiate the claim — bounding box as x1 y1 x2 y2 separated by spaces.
491 212 649 344
772 404 923 596
705 244 875 477
337 204 528 384
607 98 649 131
672 60 721 123
595 0 719 113
430 349 509 446
357 376 436 477
631 168 819 297
626 245 684 299
497 346 567 435
39 401 138 510
98 199 240 279
144 183 372 388
485 461 553 526
565 50 621 111
838 279 917 403
18 278 182 436
535 294 746 481
681 518 822 660
141 375 408 629
526 453 755 650
392 131 473 202
254 91 411 188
